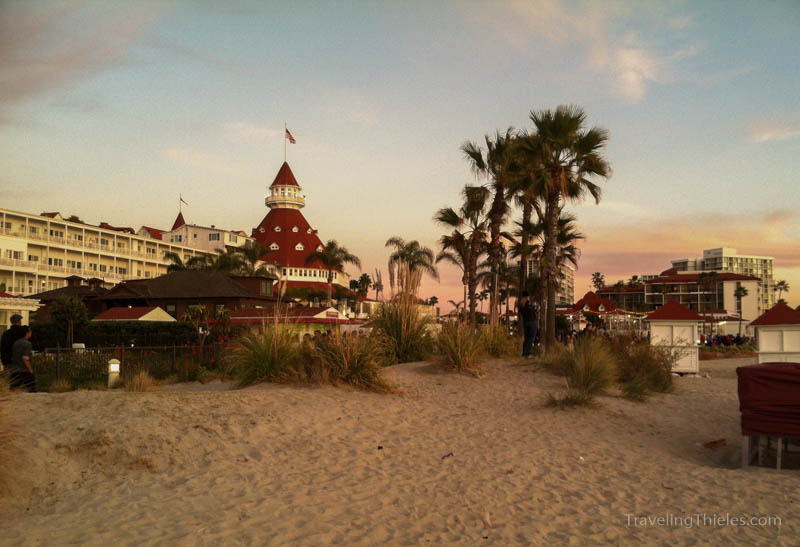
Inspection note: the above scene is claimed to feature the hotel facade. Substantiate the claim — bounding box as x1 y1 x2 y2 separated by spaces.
0 209 211 296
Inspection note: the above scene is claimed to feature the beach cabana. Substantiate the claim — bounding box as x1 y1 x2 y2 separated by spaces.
645 300 702 374
750 302 800 364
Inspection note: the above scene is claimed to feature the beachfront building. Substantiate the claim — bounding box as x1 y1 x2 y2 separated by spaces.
0 291 40 332
149 212 255 254
671 248 774 313
645 300 702 374
523 261 574 305
0 208 213 297
251 162 351 294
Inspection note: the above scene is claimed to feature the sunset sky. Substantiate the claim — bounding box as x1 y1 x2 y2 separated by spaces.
1 1 798 309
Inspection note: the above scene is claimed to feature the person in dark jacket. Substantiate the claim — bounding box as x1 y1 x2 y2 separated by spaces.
1 313 27 372
518 291 538 358
10 326 36 392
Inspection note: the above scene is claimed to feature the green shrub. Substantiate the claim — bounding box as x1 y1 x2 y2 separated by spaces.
371 300 434 363
538 343 573 374
544 336 617 407
229 323 300 387
437 322 485 375
312 332 393 392
47 378 74 393
481 323 518 358
610 336 674 401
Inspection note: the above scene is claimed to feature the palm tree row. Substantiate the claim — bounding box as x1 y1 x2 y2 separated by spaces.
164 241 273 276
436 105 611 351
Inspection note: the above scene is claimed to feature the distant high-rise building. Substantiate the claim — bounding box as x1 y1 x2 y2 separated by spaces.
671 248 774 314
523 260 574 305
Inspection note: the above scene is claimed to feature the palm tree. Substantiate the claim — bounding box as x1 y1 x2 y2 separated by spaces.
434 185 490 323
304 240 362 307
436 231 470 320
385 237 439 288
372 269 384 301
357 273 372 297
514 105 611 350
775 280 790 302
591 272 605 291
462 128 515 325
236 241 273 276
734 285 748 335
163 251 189 272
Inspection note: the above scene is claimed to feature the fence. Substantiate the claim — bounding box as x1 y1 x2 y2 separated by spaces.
32 343 229 390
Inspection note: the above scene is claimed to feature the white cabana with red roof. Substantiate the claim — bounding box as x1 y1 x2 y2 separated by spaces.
645 300 702 374
750 302 800 364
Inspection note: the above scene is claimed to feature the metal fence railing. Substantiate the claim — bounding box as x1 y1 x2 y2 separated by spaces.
32 343 228 390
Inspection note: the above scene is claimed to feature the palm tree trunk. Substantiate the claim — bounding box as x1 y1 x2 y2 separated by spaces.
488 189 505 326
327 271 333 307
543 193 560 351
519 200 532 296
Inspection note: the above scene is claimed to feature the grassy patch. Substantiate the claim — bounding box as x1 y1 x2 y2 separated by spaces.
229 322 300 387
47 378 74 393
312 332 393 392
124 370 155 392
481 323 518 358
540 336 617 407
610 336 674 401
437 322 485 376
371 300 434 363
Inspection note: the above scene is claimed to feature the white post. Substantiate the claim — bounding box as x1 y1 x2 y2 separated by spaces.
108 359 121 388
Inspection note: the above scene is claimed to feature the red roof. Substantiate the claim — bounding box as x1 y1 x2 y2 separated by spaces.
646 272 760 284
171 212 186 231
99 222 136 234
0 291 17 298
228 306 359 325
94 306 160 320
251 208 328 268
140 226 164 240
751 301 800 326
570 291 618 314
645 300 703 321
270 162 299 188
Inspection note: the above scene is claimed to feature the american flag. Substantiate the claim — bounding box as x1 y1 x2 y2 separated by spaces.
285 128 296 144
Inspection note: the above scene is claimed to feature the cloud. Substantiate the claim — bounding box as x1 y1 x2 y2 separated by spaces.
746 116 800 143
498 0 700 102
163 147 247 177
0 2 166 108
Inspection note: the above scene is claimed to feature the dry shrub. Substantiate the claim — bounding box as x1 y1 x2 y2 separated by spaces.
0 375 8 393
610 336 674 401
124 370 154 392
372 266 434 363
48 378 73 393
538 343 573 374
229 322 300 387
482 323 518 358
437 322 485 375
544 336 617 407
312 332 393 392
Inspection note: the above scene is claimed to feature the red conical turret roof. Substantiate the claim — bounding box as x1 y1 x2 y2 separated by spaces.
270 162 299 187
171 212 186 231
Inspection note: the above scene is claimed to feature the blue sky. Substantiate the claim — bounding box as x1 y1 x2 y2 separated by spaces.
1 1 798 307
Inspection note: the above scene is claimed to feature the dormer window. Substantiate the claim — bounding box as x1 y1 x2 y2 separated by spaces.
270 243 279 250
292 226 299 232
274 226 281 232
316 245 323 251
583 305 590 312
295 243 304 251
307 228 312 234
598 305 605 312
258 227 265 233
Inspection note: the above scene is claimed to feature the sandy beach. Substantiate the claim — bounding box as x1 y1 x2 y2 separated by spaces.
2 357 797 545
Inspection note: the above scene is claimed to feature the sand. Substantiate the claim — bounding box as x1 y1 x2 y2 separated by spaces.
1 357 798 545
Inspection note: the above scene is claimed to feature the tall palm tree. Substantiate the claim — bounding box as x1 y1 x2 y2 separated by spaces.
304 240 362 307
236 241 273 276
591 272 605 291
434 185 490 323
372 269 384 301
462 128 515 325
163 251 188 272
385 237 439 288
436 231 470 320
514 105 610 350
734 285 748 335
775 280 790 302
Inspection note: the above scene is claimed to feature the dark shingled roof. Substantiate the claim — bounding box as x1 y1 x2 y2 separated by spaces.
27 285 108 303
99 270 274 301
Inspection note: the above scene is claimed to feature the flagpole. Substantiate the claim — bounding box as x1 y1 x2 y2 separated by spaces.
284 122 287 162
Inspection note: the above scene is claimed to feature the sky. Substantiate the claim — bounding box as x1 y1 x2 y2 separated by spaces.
1 0 799 310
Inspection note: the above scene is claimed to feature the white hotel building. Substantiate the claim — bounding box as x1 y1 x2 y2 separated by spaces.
0 208 215 296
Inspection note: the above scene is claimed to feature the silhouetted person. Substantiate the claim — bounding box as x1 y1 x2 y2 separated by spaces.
10 326 36 392
518 291 537 358
1 313 26 372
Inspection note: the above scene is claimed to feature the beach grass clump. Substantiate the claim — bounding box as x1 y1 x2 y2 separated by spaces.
437 321 485 375
371 299 434 363
610 336 674 401
545 336 618 407
229 322 300 387
312 332 393 392
124 370 155 392
47 378 74 393
481 323 518 358
538 343 573 375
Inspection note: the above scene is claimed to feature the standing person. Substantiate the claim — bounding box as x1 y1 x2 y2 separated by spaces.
10 326 36 392
518 291 538 358
1 313 27 372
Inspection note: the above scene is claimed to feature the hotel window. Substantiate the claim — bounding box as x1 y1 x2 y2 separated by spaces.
228 234 238 243
117 267 127 274
100 238 109 246
307 228 312 234
89 263 97 270
171 235 182 243
165 303 177 319
270 243 279 250
260 280 273 295
316 245 323 251
99 265 107 272
209 233 220 241
74 234 83 242
9 251 23 260
292 226 298 232
29 226 38 234
47 257 63 266
2 222 10 229
282 268 287 275
50 230 64 238
295 243 304 251
274 226 281 232
28 255 39 262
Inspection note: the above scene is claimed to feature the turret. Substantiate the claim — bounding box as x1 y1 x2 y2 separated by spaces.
265 162 306 210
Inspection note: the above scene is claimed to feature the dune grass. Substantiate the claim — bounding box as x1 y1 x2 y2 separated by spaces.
229 322 300 387
543 336 618 407
481 323 518 358
47 378 74 393
311 332 393 392
437 322 485 375
124 370 155 392
610 337 675 401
